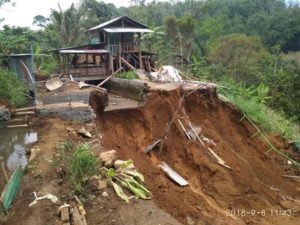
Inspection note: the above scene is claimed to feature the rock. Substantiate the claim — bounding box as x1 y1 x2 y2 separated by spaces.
78 127 92 138
0 106 10 122
98 180 108 189
102 191 109 197
88 177 108 191
114 160 135 170
99 150 117 168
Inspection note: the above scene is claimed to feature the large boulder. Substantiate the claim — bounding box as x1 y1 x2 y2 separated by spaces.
0 106 11 122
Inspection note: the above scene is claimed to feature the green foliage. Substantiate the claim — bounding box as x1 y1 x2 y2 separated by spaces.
69 143 98 193
100 160 152 203
0 68 27 106
115 71 138 80
207 34 266 83
54 142 98 194
219 79 300 140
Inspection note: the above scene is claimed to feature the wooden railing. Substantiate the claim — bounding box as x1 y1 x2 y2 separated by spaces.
60 64 108 77
109 43 140 55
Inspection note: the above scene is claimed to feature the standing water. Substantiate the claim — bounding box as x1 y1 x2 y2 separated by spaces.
0 124 37 191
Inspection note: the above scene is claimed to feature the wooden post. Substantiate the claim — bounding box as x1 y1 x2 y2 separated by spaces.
1 162 9 183
119 37 122 70
107 35 114 74
138 33 143 70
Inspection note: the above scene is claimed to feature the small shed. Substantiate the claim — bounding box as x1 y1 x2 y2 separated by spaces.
8 54 35 87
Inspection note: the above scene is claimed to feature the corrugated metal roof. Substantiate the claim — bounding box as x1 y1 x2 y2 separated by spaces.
103 28 153 33
59 49 109 54
87 16 123 31
86 15 149 32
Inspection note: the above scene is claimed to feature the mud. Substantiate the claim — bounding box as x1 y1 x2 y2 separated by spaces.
95 87 300 225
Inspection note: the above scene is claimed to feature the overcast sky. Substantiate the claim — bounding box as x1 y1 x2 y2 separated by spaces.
0 0 131 29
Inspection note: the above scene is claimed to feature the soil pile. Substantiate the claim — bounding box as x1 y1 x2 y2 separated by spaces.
95 87 300 225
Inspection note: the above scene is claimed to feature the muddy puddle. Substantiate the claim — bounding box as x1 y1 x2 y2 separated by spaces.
0 124 37 191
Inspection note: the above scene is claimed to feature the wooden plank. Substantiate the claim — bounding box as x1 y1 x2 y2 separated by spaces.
97 75 112 87
61 207 70 223
120 57 135 70
208 147 231 170
72 204 87 225
7 124 28 128
12 106 36 112
14 111 35 116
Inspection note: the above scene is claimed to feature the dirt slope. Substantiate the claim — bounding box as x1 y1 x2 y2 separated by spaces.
95 87 300 225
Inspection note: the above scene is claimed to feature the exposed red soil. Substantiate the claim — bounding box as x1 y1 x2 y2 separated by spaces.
95 88 300 225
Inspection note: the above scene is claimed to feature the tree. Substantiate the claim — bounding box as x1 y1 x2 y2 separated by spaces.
163 13 196 66
207 34 266 83
50 3 80 46
33 15 50 28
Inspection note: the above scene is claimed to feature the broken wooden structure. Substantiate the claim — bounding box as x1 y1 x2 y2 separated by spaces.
56 16 155 81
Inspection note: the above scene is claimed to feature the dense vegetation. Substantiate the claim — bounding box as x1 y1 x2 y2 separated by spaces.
1 0 300 138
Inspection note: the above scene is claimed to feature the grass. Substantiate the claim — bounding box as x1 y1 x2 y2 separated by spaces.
218 79 300 141
54 141 98 194
115 71 138 80
0 68 28 106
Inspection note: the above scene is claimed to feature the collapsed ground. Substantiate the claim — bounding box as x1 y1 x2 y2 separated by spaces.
3 85 300 225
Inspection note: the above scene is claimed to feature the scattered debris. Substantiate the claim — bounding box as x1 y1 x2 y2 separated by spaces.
45 77 63 91
0 106 11 122
144 139 162 154
58 204 70 223
149 66 182 83
97 75 112 87
75 196 86 216
178 119 192 140
1 162 9 183
207 147 231 170
71 202 87 225
7 124 28 128
77 127 92 138
29 192 59 207
28 147 40 162
282 175 300 179
99 150 117 168
14 111 35 116
78 81 89 89
101 191 109 197
114 160 135 170
159 162 188 187
100 160 152 202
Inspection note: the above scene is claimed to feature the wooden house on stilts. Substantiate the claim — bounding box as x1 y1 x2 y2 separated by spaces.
56 16 154 81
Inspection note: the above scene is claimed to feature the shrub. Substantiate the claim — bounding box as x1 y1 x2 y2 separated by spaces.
69 143 98 193
115 71 138 80
0 68 28 106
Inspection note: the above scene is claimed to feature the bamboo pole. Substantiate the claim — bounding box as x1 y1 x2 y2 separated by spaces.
1 162 9 183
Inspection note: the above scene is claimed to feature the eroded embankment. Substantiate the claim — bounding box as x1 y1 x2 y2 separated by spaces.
95 87 300 225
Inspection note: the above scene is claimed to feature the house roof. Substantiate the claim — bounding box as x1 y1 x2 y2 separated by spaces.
103 28 152 33
59 49 109 54
86 15 150 33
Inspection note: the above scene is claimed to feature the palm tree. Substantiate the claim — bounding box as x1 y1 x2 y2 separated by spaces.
50 3 80 46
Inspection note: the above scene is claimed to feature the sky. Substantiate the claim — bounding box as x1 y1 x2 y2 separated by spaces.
0 0 131 29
